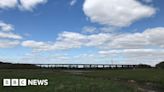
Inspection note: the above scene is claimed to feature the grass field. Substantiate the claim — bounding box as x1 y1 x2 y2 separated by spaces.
0 69 164 92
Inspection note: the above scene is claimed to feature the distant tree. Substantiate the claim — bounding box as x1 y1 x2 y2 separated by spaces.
156 61 164 69
0 61 39 69
137 64 151 68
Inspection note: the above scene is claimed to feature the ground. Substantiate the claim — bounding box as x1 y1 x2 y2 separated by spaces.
0 69 164 92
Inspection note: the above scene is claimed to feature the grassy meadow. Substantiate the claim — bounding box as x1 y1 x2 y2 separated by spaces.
0 69 164 92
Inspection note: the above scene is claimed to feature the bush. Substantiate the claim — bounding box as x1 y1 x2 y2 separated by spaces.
156 61 164 69
137 64 151 68
0 62 39 69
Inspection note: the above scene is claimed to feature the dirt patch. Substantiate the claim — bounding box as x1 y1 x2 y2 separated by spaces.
126 80 163 92
63 70 91 75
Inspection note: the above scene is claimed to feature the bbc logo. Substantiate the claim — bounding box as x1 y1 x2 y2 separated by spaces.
3 79 27 86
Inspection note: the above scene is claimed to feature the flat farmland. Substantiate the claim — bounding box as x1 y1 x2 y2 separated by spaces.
0 69 163 92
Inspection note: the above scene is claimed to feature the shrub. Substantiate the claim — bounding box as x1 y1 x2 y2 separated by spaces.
156 61 164 69
137 64 151 68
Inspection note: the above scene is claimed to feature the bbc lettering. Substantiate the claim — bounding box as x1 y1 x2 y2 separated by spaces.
3 79 48 86
3 79 26 86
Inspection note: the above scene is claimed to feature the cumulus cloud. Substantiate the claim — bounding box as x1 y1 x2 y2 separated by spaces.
22 31 111 51
99 49 163 55
22 40 53 51
0 22 14 32
101 27 164 49
57 31 111 47
0 0 48 11
0 40 20 48
0 32 22 39
0 22 22 48
82 26 98 33
19 0 48 11
144 27 164 48
22 27 164 52
98 49 164 66
83 0 156 27
100 32 148 49
0 22 22 40
0 0 18 9
6 26 164 65
82 26 119 33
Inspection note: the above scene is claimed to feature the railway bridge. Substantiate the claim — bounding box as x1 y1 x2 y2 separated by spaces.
35 64 138 69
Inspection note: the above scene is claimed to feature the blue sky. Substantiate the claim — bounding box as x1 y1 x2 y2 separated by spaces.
0 0 164 66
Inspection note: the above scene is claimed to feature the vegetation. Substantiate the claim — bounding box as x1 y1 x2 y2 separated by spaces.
0 69 164 92
0 62 39 69
137 64 151 68
156 61 164 69
0 61 164 91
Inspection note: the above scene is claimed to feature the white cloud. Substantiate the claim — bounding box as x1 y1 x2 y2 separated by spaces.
82 26 119 33
82 26 98 33
0 40 20 48
19 0 47 11
100 33 148 49
0 22 22 40
0 22 14 32
0 22 22 48
21 40 52 51
0 0 48 11
83 0 156 27
99 27 164 49
22 31 111 51
143 27 164 48
4 26 164 65
98 49 164 66
70 0 77 6
0 32 22 39
0 0 18 9
99 49 160 54
22 27 164 52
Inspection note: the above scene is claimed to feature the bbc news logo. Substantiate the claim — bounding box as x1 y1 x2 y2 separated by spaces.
3 79 48 87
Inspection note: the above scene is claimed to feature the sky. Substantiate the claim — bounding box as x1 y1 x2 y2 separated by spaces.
0 0 164 66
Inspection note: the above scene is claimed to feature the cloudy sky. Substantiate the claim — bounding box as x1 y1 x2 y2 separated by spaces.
0 0 164 66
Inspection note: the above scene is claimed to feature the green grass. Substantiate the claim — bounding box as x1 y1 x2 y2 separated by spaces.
83 69 164 86
0 69 164 92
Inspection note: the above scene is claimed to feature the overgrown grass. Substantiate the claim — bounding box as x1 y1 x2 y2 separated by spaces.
83 69 164 86
0 69 163 92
